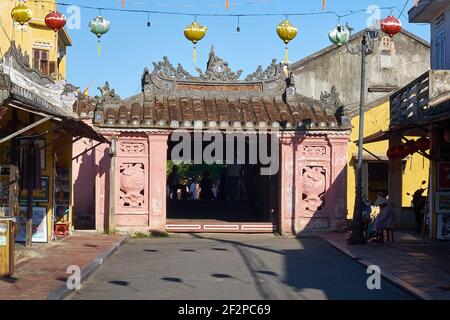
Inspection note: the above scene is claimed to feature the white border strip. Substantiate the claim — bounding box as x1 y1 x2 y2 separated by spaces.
166 224 202 230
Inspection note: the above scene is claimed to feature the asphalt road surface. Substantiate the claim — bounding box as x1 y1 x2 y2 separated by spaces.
68 234 413 300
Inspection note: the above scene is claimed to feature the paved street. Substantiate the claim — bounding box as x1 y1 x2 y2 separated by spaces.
68 234 412 300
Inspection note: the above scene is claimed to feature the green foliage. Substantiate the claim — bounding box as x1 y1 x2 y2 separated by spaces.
167 161 226 182
131 232 151 239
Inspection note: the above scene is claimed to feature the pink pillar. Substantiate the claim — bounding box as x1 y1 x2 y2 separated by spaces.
95 141 111 232
279 132 349 235
328 135 349 231
279 133 298 235
147 133 169 232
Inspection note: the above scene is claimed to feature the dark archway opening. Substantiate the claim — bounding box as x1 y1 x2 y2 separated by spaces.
166 132 279 225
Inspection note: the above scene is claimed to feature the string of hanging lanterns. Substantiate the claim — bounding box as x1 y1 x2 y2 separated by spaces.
386 137 430 160
12 1 408 60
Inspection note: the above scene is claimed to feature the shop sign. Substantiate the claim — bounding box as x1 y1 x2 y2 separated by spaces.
0 223 6 246
438 162 450 190
436 192 450 213
437 214 450 240
15 207 48 243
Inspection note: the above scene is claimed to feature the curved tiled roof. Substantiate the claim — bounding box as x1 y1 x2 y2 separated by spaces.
75 48 350 131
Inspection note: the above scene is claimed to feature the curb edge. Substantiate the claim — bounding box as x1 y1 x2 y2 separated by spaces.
46 235 130 300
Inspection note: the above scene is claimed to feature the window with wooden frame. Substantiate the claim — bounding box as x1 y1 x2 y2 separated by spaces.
32 49 56 76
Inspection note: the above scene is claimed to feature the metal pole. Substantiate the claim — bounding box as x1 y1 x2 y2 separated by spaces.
349 35 367 244
25 145 34 248
108 137 117 234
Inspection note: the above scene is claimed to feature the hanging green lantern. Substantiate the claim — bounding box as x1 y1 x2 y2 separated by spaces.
89 16 111 56
328 24 350 46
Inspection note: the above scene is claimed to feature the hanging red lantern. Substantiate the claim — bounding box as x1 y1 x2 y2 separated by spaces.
404 140 419 155
444 130 450 144
386 147 396 159
394 145 408 159
45 11 67 32
416 137 430 152
381 15 402 37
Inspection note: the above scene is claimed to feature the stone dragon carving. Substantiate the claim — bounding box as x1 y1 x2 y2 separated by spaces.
245 59 282 81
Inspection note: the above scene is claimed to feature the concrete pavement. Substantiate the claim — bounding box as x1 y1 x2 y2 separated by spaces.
322 231 450 300
0 232 128 300
68 234 413 300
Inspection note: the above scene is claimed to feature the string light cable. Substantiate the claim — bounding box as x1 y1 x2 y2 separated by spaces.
32 0 415 21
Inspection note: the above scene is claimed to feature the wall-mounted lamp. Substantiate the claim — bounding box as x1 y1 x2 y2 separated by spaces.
109 136 117 156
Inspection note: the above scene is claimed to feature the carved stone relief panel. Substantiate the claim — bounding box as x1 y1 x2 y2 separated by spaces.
300 145 327 159
119 163 145 208
301 166 326 214
119 142 146 155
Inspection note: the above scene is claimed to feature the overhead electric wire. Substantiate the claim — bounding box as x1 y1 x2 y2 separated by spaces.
33 0 406 20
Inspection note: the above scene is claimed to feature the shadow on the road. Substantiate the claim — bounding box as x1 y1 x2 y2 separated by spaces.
143 249 159 252
211 273 250 284
211 247 228 251
162 277 195 288
108 280 139 292
257 270 279 277
190 233 411 300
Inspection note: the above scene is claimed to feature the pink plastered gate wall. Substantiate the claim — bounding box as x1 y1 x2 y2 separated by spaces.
74 130 349 235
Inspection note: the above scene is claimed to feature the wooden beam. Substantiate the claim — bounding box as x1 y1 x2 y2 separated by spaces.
0 115 54 145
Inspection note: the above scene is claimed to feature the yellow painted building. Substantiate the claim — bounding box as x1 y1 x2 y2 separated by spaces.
0 1 75 243
0 0 71 79
347 98 430 223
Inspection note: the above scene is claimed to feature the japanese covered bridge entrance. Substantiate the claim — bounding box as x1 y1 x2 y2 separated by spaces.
74 48 350 235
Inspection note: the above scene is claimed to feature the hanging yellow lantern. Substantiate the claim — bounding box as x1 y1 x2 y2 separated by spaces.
11 3 32 48
11 3 32 26
184 21 208 64
276 19 298 62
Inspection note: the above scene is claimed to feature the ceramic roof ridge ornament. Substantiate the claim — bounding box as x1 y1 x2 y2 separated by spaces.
276 19 298 63
184 21 208 64
89 15 111 56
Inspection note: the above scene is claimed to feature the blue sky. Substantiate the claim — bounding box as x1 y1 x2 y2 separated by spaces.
62 0 430 98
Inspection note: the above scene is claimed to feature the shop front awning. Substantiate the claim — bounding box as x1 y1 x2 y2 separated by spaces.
1 99 109 143
0 43 108 145
4 99 108 144
356 128 429 145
